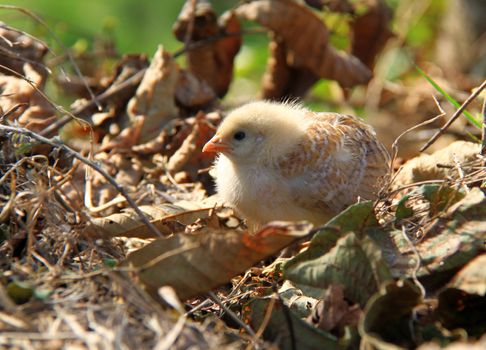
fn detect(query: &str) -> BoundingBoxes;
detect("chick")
[202,101,390,229]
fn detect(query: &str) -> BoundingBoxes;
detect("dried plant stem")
[0,124,163,238]
[420,80,486,152]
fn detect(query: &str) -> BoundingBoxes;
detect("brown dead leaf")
[0,23,48,76]
[175,70,216,108]
[304,0,354,13]
[173,2,241,97]
[307,284,362,333]
[0,63,56,131]
[351,0,394,68]
[126,46,179,142]
[100,115,144,151]
[236,0,371,89]
[166,111,215,176]
[261,33,319,99]
[392,141,481,189]
[85,204,213,238]
[122,221,312,300]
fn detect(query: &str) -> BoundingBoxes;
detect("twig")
[0,124,163,238]
[420,80,486,152]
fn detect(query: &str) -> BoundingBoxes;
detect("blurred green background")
[1,0,270,101]
[3,0,185,54]
[0,0,451,106]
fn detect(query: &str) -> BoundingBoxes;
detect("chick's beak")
[202,135,231,153]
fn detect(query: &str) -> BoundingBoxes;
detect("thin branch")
[420,80,486,152]
[0,124,163,238]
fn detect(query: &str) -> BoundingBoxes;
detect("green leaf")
[286,201,378,264]
[417,184,465,216]
[284,232,392,307]
[395,194,414,220]
[387,188,486,281]
[103,258,118,268]
[7,280,34,304]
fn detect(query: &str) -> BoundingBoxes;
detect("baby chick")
[202,101,390,229]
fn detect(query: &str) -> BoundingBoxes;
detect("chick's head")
[203,101,308,164]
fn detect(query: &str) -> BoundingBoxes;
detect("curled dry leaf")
[261,33,319,99]
[236,0,371,89]
[392,141,481,189]
[166,111,216,177]
[307,284,362,333]
[84,204,213,238]
[100,115,144,151]
[127,45,179,143]
[350,0,394,68]
[175,70,216,108]
[0,22,48,76]
[0,63,56,131]
[447,254,486,296]
[122,221,312,300]
[173,1,241,97]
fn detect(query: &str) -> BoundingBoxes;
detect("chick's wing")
[278,112,389,213]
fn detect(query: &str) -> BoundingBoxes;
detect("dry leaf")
[392,141,480,189]
[236,0,371,89]
[85,204,213,238]
[0,23,48,76]
[100,115,144,151]
[175,70,216,108]
[126,45,179,142]
[261,34,319,99]
[0,63,56,131]
[122,221,312,300]
[304,0,354,13]
[351,0,394,68]
[308,284,362,333]
[173,2,242,97]
[166,111,216,176]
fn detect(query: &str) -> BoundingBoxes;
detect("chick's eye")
[233,131,246,141]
